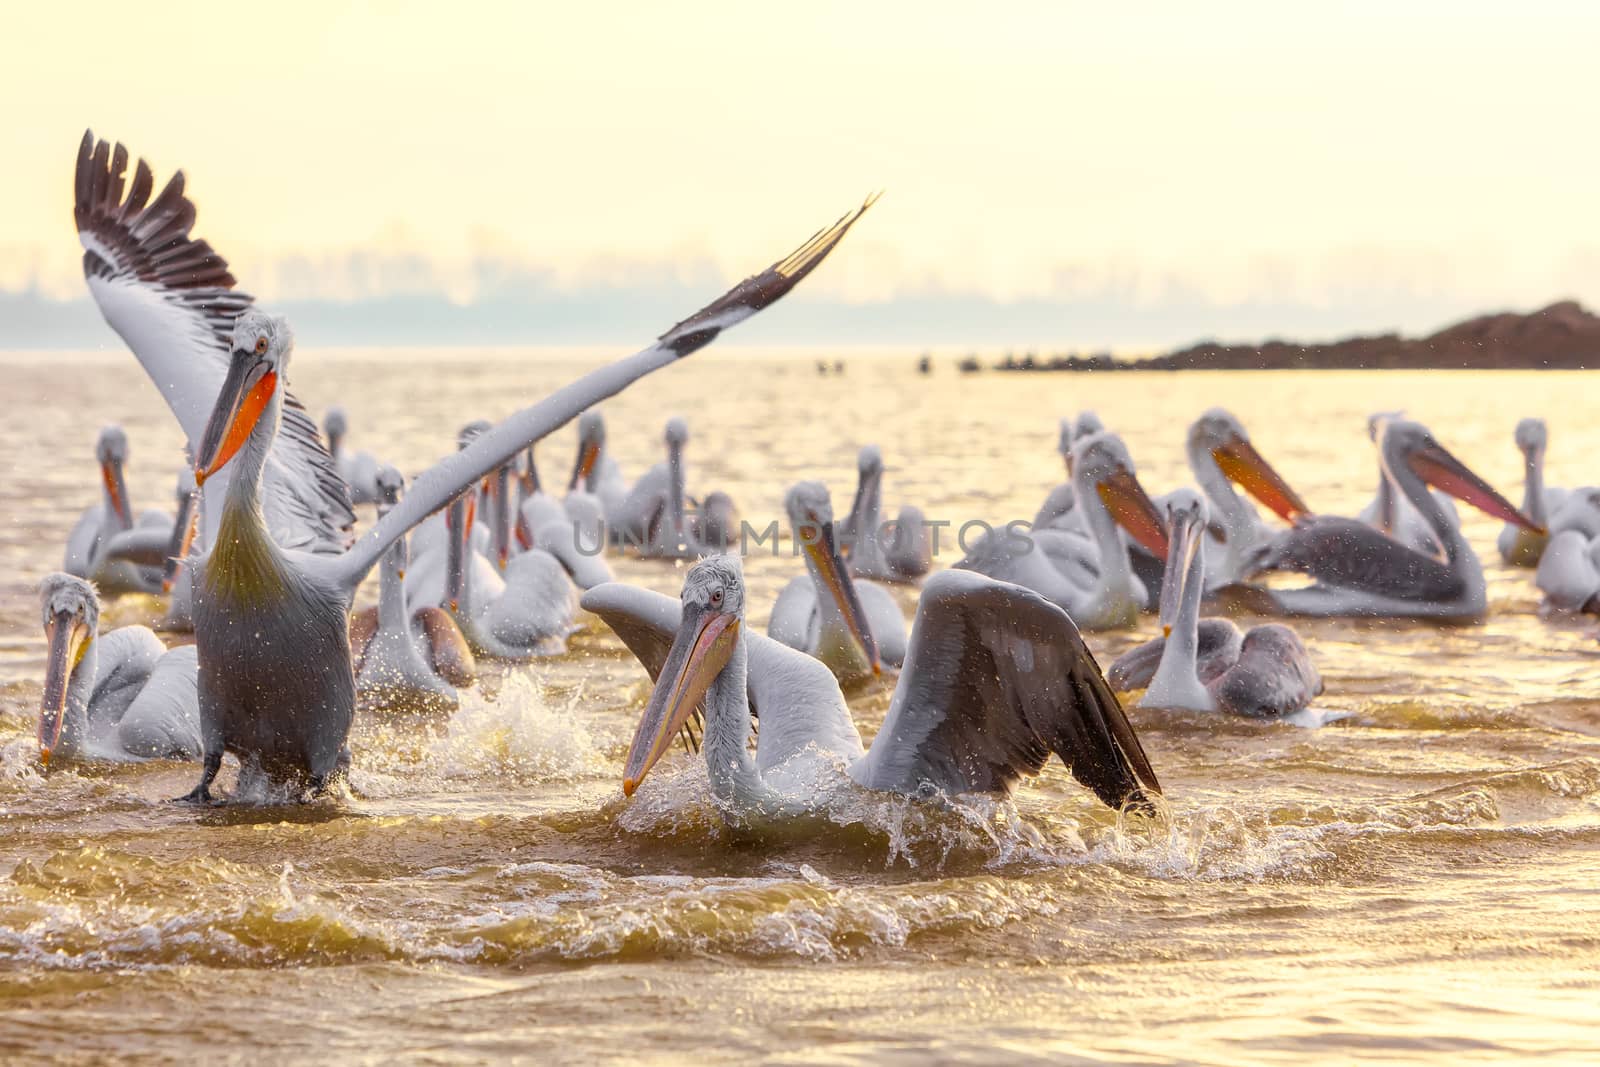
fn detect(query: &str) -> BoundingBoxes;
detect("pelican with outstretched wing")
[585,555,1161,824]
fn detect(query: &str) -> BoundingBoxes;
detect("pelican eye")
[254,336,269,355]
[709,588,723,607]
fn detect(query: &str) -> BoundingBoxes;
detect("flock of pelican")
[32,130,1590,829]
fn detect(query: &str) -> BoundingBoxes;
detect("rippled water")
[2,350,1598,1063]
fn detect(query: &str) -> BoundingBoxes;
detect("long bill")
[1157,507,1205,635]
[39,612,89,766]
[803,520,881,674]
[1212,435,1310,522]
[194,353,277,485]
[568,437,599,493]
[622,606,740,796]
[1096,467,1171,558]
[1409,441,1543,533]
[101,456,132,531]
[444,493,471,613]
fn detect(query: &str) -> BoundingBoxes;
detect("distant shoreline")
[968,299,1600,373]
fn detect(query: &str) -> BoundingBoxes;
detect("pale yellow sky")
[4,1,1599,338]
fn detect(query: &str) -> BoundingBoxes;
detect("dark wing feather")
[74,131,354,554]
[856,570,1161,809]
[656,193,880,356]
[1249,516,1463,601]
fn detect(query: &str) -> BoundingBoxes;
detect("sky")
[4,1,1600,350]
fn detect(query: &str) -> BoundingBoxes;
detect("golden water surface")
[1,349,1597,1063]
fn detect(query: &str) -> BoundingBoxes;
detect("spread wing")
[74,131,354,554]
[853,570,1161,809]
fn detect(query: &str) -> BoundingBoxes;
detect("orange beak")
[195,363,277,486]
[1212,435,1310,523]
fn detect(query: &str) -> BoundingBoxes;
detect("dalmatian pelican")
[840,444,931,584]
[349,466,477,713]
[63,425,170,596]
[1498,418,1568,567]
[768,481,909,684]
[1237,418,1540,621]
[1108,490,1322,717]
[584,555,1161,824]
[36,573,202,766]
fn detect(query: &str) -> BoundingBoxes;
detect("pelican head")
[623,554,747,796]
[458,419,491,450]
[1514,417,1548,457]
[569,410,607,491]
[1074,411,1105,440]
[786,480,880,674]
[1380,419,1542,533]
[1188,408,1309,523]
[1367,410,1404,443]
[664,417,689,448]
[374,464,404,513]
[1071,432,1171,558]
[858,443,884,477]
[94,425,132,528]
[195,311,292,486]
[323,406,349,450]
[37,573,100,767]
[1157,489,1208,635]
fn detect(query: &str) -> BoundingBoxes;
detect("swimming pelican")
[37,573,202,766]
[587,556,1161,823]
[1107,491,1322,717]
[172,201,870,799]
[1498,418,1567,567]
[514,446,615,589]
[323,406,386,506]
[840,444,931,583]
[611,417,697,558]
[442,464,577,659]
[1182,409,1311,585]
[63,425,169,596]
[75,133,355,567]
[768,481,908,684]
[957,431,1170,631]
[1238,418,1539,621]
[568,411,630,525]
[349,466,477,713]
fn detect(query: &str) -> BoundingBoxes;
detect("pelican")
[323,406,386,506]
[612,417,697,558]
[97,181,868,797]
[63,425,169,596]
[587,556,1161,824]
[1238,418,1539,620]
[840,444,931,583]
[75,132,357,562]
[349,467,477,713]
[514,445,615,589]
[957,431,1170,631]
[37,573,201,766]
[568,411,630,525]
[1498,418,1567,567]
[1182,409,1311,586]
[1107,491,1321,717]
[768,481,908,684]
[440,461,577,660]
